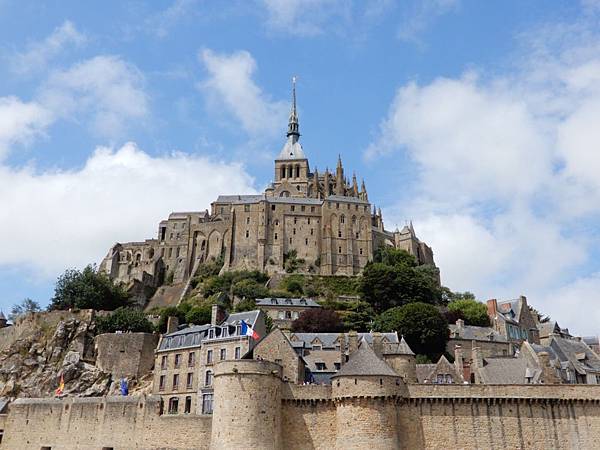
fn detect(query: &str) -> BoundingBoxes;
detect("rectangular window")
[187,372,194,389]
[246,217,250,224]
[315,362,326,370]
[274,232,278,240]
[334,362,341,370]
[289,237,292,244]
[293,228,296,235]
[188,352,195,367]
[205,370,213,386]
[294,217,297,224]
[207,349,213,363]
[245,230,249,238]
[291,205,295,211]
[235,347,241,359]
[301,205,305,211]
[202,393,214,414]
[159,375,166,391]
[244,204,250,212]
[305,238,308,245]
[220,348,226,360]
[174,354,181,368]
[173,374,179,390]
[184,396,192,414]
[338,231,342,238]
[271,205,276,211]
[161,355,167,370]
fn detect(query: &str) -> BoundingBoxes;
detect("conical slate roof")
[332,341,397,378]
[397,337,415,355]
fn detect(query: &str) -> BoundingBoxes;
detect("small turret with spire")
[352,173,359,197]
[360,179,368,201]
[312,167,320,198]
[335,155,345,196]
[287,76,300,141]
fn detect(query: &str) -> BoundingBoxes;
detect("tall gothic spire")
[287,76,300,141]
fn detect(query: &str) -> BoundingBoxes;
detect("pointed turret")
[360,179,368,201]
[277,77,305,160]
[352,173,359,197]
[287,76,299,140]
[312,167,320,198]
[324,168,330,197]
[335,155,345,196]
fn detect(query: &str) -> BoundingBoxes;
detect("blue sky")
[2,0,600,334]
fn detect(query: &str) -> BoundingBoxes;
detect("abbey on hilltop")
[100,80,435,294]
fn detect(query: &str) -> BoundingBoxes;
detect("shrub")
[96,307,154,333]
[291,309,344,333]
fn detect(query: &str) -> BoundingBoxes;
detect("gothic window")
[340,215,345,224]
[184,396,192,414]
[168,397,178,414]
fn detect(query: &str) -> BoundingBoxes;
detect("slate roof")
[331,342,397,378]
[277,137,306,160]
[290,332,399,349]
[255,297,321,308]
[0,311,6,320]
[478,357,541,384]
[325,195,369,205]
[214,195,264,204]
[416,364,437,383]
[382,336,415,356]
[449,324,508,342]
[158,310,261,351]
[550,336,600,374]
[266,197,323,205]
[583,336,600,346]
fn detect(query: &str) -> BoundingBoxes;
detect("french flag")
[241,320,260,340]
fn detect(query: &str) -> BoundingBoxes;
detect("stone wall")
[0,396,211,450]
[95,332,158,378]
[5,379,600,449]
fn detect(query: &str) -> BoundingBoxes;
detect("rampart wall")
[0,396,211,450]
[4,362,600,450]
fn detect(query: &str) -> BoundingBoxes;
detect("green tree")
[185,304,212,325]
[96,307,154,333]
[233,298,257,312]
[49,265,129,311]
[291,309,344,333]
[447,298,490,327]
[157,306,187,333]
[374,246,418,267]
[373,302,449,360]
[231,279,269,300]
[9,298,41,321]
[341,301,375,332]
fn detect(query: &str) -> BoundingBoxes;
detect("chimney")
[372,332,383,358]
[538,351,559,384]
[471,342,483,384]
[211,304,226,326]
[487,299,498,319]
[454,344,464,378]
[166,316,179,334]
[456,318,465,331]
[338,332,346,367]
[348,331,358,355]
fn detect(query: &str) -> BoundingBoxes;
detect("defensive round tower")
[382,336,417,383]
[331,342,405,450]
[210,359,283,450]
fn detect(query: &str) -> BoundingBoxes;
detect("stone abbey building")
[99,81,435,295]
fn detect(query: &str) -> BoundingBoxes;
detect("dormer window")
[208,329,214,339]
[271,298,277,304]
[221,326,228,337]
[285,299,292,305]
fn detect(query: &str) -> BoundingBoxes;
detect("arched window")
[280,166,286,179]
[168,397,179,414]
[287,165,293,178]
[295,165,300,178]
[205,370,213,386]
[340,215,345,224]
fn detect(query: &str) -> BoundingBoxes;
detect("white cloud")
[199,49,287,136]
[0,97,52,158]
[368,9,600,335]
[11,20,86,74]
[39,55,149,137]
[260,0,349,36]
[146,0,198,38]
[0,142,256,278]
[398,0,460,44]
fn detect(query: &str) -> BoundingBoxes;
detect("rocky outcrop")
[0,311,152,400]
